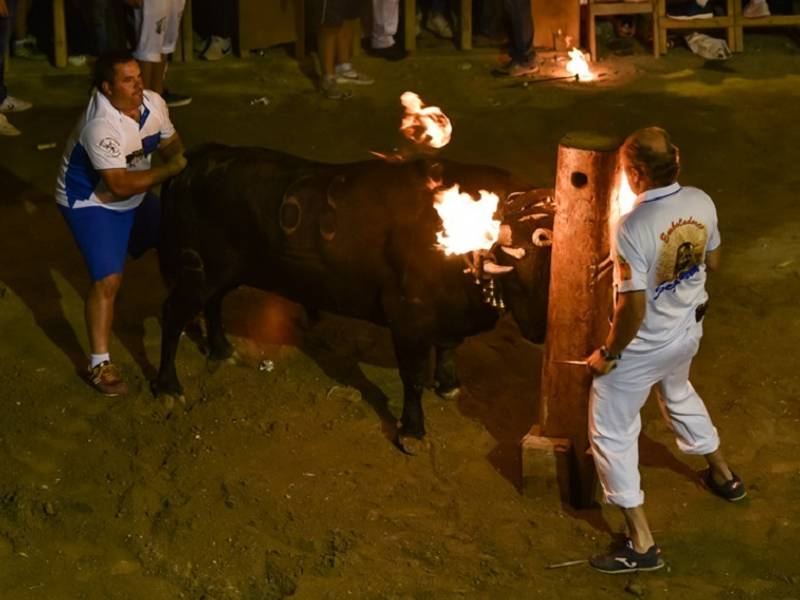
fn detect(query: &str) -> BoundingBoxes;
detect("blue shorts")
[58,192,161,281]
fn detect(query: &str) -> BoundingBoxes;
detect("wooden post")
[179,0,194,62]
[294,0,306,60]
[404,0,416,52]
[522,132,621,508]
[53,0,67,68]
[459,0,472,50]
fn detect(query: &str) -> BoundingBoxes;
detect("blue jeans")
[504,0,534,65]
[0,0,17,104]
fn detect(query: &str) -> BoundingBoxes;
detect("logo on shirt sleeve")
[98,137,122,159]
[616,255,632,281]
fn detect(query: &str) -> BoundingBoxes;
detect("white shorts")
[133,0,187,62]
[589,321,720,508]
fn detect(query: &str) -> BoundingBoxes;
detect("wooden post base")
[521,427,573,504]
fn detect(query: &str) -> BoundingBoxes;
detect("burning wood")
[400,92,453,149]
[433,185,501,255]
[566,48,593,82]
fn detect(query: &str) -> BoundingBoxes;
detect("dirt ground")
[1,30,799,600]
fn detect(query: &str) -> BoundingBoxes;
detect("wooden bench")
[657,0,736,54]
[733,3,800,52]
[585,0,660,61]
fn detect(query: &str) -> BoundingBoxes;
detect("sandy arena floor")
[0,31,799,599]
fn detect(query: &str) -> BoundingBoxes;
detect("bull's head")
[483,188,554,344]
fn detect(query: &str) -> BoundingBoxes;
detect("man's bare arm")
[587,290,646,375]
[98,153,186,201]
[706,247,721,272]
[158,133,184,162]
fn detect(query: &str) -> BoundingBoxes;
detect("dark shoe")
[368,44,408,62]
[508,60,540,77]
[590,539,664,574]
[162,90,192,108]
[703,469,747,501]
[320,76,352,100]
[668,1,714,19]
[88,361,128,397]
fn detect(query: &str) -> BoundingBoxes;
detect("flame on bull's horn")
[400,92,453,149]
[433,185,501,255]
[566,47,593,82]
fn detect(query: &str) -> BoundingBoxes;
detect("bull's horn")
[532,228,553,247]
[498,224,513,246]
[484,261,514,274]
[501,246,526,259]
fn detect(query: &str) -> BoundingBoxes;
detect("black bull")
[153,144,554,450]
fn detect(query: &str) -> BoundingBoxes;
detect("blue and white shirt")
[613,182,721,349]
[56,89,176,212]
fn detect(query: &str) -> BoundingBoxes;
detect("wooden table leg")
[459,0,471,50]
[404,0,416,52]
[179,0,193,62]
[295,0,306,60]
[53,0,67,68]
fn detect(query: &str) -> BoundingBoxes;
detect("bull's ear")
[501,246,526,259]
[484,262,514,274]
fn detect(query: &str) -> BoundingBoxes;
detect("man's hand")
[0,0,9,18]
[165,152,187,177]
[587,348,617,376]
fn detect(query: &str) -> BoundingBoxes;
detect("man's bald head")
[621,127,680,191]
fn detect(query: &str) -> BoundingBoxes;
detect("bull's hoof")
[207,350,240,371]
[436,385,461,401]
[396,433,430,456]
[160,393,186,411]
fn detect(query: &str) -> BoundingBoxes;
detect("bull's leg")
[152,288,204,398]
[204,289,236,361]
[434,342,461,400]
[392,335,433,455]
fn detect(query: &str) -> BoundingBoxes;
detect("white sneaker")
[743,0,770,17]
[334,66,374,85]
[0,114,21,136]
[68,54,87,67]
[426,12,454,39]
[0,96,33,113]
[201,36,232,61]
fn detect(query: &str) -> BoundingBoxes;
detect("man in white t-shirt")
[56,50,187,397]
[586,127,745,574]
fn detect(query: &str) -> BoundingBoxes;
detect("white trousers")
[133,0,187,62]
[372,0,399,48]
[589,321,720,508]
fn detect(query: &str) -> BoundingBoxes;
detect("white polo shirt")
[614,182,721,349]
[55,89,176,212]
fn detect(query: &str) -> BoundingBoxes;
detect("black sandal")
[704,469,747,502]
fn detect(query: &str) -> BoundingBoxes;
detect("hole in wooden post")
[571,171,588,189]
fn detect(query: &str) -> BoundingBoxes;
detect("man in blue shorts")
[55,50,187,396]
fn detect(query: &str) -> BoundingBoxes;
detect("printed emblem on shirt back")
[98,137,122,159]
[654,217,708,299]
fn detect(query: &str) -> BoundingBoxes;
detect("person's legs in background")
[501,0,536,75]
[159,0,191,106]
[198,0,233,61]
[369,0,406,60]
[1,0,32,135]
